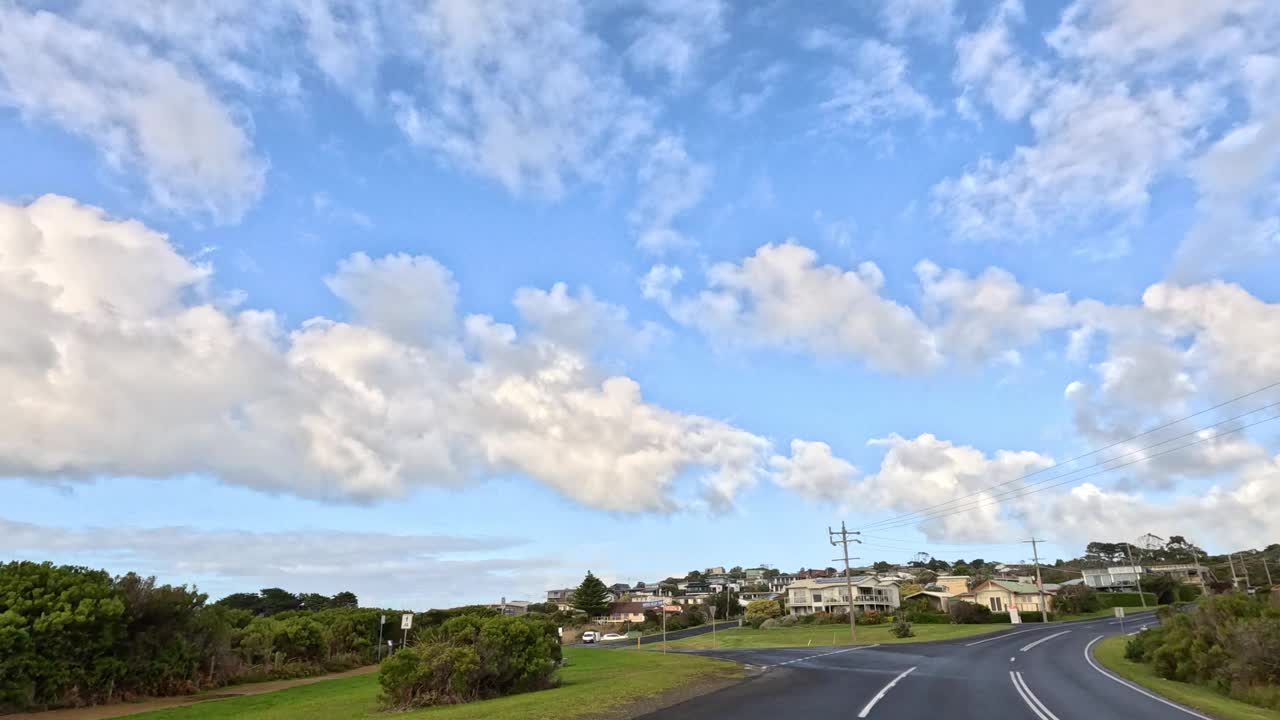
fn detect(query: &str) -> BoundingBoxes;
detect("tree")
[300,592,332,612]
[763,568,780,579]
[214,592,262,614]
[824,567,837,577]
[570,572,611,617]
[1054,584,1099,615]
[685,570,704,582]
[257,588,302,616]
[873,561,892,572]
[331,591,358,609]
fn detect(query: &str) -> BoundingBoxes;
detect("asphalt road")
[636,612,1210,720]
[568,621,735,649]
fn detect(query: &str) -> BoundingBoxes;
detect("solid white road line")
[1010,671,1062,720]
[1020,630,1071,652]
[1083,636,1212,719]
[857,666,917,718]
[964,626,1053,647]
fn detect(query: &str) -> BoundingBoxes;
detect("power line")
[864,412,1280,532]
[858,380,1280,532]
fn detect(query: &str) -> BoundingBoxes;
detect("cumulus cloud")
[0,194,780,512]
[646,242,940,373]
[937,0,1280,270]
[0,517,550,609]
[769,440,859,504]
[0,5,266,221]
[513,282,665,354]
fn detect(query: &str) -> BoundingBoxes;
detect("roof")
[978,579,1054,595]
[607,602,648,613]
[903,590,953,599]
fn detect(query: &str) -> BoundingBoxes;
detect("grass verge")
[1053,606,1156,622]
[1092,635,1280,720]
[660,622,1012,650]
[128,648,740,720]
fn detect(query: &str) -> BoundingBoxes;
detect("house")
[1082,566,1145,591]
[609,583,632,595]
[546,588,576,611]
[796,568,834,579]
[706,572,731,586]
[901,590,954,613]
[1147,563,1206,587]
[487,598,530,616]
[705,566,726,575]
[955,579,1054,614]
[764,574,796,593]
[934,575,970,595]
[678,580,711,594]
[785,577,901,615]
[745,567,768,582]
[599,602,647,623]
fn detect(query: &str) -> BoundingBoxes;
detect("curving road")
[638,612,1211,720]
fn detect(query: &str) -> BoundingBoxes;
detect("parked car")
[600,633,626,642]
[580,631,598,643]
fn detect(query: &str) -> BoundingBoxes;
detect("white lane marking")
[965,626,1053,647]
[1010,671,1062,720]
[775,643,880,667]
[1020,630,1071,652]
[1083,636,1212,719]
[857,666,917,718]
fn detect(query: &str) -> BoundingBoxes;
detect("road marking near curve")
[964,626,1053,647]
[1083,636,1212,719]
[770,643,881,668]
[857,666,917,718]
[1020,630,1071,652]
[1010,671,1062,720]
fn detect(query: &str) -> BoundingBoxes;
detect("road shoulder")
[1091,635,1280,720]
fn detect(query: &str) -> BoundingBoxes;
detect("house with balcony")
[1082,565,1146,591]
[785,576,901,615]
[486,598,530,616]
[954,579,1055,614]
[1147,563,1207,587]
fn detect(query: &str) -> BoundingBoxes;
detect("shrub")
[859,609,885,625]
[1018,611,1047,623]
[948,602,993,625]
[891,614,914,639]
[987,612,1012,624]
[810,611,836,625]
[906,611,950,624]
[745,599,782,626]
[1176,585,1203,602]
[1054,584,1100,615]
[380,613,561,710]
[1097,592,1157,608]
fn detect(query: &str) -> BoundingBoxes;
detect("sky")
[2,0,1279,610]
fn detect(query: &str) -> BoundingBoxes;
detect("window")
[792,590,807,604]
[812,591,824,603]
[989,597,1003,612]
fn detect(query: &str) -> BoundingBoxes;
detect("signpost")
[377,614,387,659]
[401,613,413,651]
[1114,606,1126,635]
[1009,607,1022,625]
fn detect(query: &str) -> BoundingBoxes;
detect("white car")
[600,633,627,642]
[580,631,598,643]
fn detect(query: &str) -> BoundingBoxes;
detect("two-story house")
[954,579,1055,614]
[1082,565,1145,591]
[785,576,901,615]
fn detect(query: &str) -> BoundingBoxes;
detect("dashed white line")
[772,643,881,668]
[964,627,1052,647]
[1083,636,1212,719]
[1020,630,1071,652]
[857,666,917,718]
[1010,671,1062,720]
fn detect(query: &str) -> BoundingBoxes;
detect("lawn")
[1055,606,1156,622]
[660,622,1012,650]
[130,648,741,720]
[1092,635,1280,720]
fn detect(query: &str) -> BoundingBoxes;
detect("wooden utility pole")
[1125,543,1149,608]
[829,522,861,643]
[1023,538,1049,621]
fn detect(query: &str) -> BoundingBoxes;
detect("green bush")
[1018,611,1047,623]
[1054,584,1100,615]
[948,602,993,624]
[905,611,950,624]
[1097,592,1157,608]
[891,614,914,639]
[745,599,782,626]
[987,612,1012,624]
[859,609,886,625]
[1176,585,1203,602]
[380,614,560,710]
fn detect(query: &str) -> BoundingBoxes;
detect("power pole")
[1023,538,1049,621]
[1228,553,1241,589]
[1125,542,1149,609]
[1263,557,1274,587]
[1239,554,1252,588]
[1185,541,1204,590]
[829,522,861,643]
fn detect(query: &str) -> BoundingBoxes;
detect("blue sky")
[2,0,1279,609]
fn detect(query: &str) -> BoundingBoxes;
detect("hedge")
[1097,592,1157,608]
[904,611,951,624]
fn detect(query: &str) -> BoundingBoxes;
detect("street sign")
[1113,607,1125,619]
[642,600,663,608]
[401,613,414,630]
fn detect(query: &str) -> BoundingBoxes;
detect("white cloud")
[631,135,713,253]
[513,282,665,354]
[0,5,266,221]
[625,0,727,86]
[881,0,959,42]
[807,33,937,129]
[769,440,859,504]
[0,516,550,609]
[0,194,775,512]
[648,242,940,373]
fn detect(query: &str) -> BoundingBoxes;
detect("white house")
[785,576,900,615]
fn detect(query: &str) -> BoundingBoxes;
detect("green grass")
[131,649,740,720]
[660,622,1012,650]
[1092,635,1280,720]
[1054,606,1155,622]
